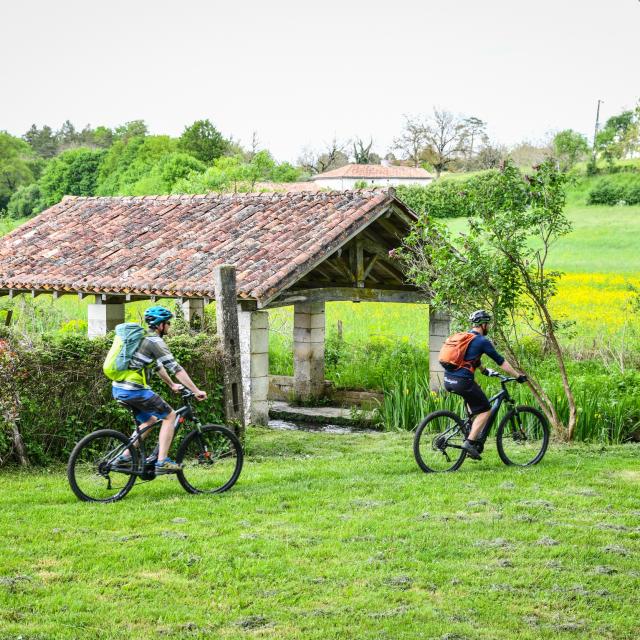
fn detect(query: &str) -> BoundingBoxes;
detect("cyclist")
[112,305,207,473]
[443,310,526,460]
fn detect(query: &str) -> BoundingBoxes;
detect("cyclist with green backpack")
[104,305,207,473]
[439,310,526,460]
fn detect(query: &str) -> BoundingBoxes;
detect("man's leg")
[469,410,491,441]
[157,411,177,461]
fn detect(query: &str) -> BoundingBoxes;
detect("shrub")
[0,329,224,466]
[587,175,640,205]
[6,183,43,218]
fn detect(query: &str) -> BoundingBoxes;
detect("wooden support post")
[214,265,245,434]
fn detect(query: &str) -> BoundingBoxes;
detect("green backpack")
[103,323,146,381]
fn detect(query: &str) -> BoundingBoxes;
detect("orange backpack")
[438,332,477,372]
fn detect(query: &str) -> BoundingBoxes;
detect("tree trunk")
[10,421,29,466]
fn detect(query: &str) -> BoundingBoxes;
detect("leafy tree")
[57,120,79,148]
[596,110,639,165]
[92,126,114,149]
[39,147,105,207]
[507,140,553,168]
[129,152,206,195]
[552,129,589,171]
[96,135,176,195]
[353,138,374,164]
[178,119,229,164]
[6,183,43,218]
[0,132,35,211]
[23,124,59,159]
[398,160,578,440]
[114,120,149,142]
[461,116,487,159]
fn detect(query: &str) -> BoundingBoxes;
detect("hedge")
[587,175,640,205]
[0,329,224,466]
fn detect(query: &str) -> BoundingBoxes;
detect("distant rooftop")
[312,163,434,180]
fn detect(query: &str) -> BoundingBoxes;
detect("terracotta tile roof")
[0,190,411,305]
[312,164,434,180]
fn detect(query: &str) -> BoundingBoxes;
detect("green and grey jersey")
[112,333,183,391]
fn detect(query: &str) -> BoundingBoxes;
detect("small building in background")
[311,163,434,190]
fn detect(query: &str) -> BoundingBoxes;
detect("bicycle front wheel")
[176,425,244,494]
[67,429,138,502]
[496,406,549,467]
[413,410,467,473]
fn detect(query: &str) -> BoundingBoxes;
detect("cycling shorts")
[443,376,491,415]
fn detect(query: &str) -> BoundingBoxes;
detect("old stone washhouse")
[0,189,450,424]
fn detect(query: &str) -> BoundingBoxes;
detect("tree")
[398,160,578,440]
[353,138,374,164]
[0,132,35,211]
[114,120,149,142]
[461,117,487,159]
[129,152,206,195]
[6,183,42,218]
[508,140,553,168]
[23,124,58,159]
[178,119,229,164]
[423,108,466,178]
[39,147,105,207]
[57,120,79,148]
[552,129,589,171]
[474,143,507,169]
[298,137,349,175]
[596,110,639,165]
[393,116,428,168]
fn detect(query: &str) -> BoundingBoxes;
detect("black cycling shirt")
[446,330,505,380]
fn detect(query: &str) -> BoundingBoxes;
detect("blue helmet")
[144,305,174,328]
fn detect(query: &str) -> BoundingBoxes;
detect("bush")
[6,183,43,218]
[587,175,640,205]
[0,330,224,466]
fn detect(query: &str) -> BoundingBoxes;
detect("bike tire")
[496,405,549,467]
[413,410,467,473]
[67,429,137,503]
[176,425,244,494]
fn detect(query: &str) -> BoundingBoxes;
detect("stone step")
[269,401,378,428]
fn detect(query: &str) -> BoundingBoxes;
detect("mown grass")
[1,429,639,639]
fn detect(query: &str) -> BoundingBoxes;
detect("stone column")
[88,296,125,338]
[429,309,451,391]
[182,298,204,327]
[238,307,270,426]
[293,301,325,400]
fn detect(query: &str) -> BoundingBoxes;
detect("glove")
[516,375,527,384]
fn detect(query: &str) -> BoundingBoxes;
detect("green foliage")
[595,108,639,165]
[22,124,59,159]
[0,132,35,211]
[587,174,640,205]
[114,120,148,142]
[96,135,177,195]
[178,119,229,164]
[0,329,223,466]
[552,129,589,171]
[6,183,42,218]
[396,170,500,218]
[38,147,105,207]
[129,152,206,195]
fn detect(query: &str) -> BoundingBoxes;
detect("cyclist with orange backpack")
[439,310,526,460]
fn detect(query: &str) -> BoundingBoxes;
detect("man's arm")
[174,369,207,400]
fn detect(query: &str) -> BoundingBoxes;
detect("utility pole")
[592,99,604,163]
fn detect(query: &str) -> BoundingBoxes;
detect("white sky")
[1,0,638,162]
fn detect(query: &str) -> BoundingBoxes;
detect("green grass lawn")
[1,429,639,639]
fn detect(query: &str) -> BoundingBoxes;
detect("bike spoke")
[414,412,467,473]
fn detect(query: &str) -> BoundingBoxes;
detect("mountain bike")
[67,388,243,502]
[413,371,549,473]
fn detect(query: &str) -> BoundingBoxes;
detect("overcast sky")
[1,0,638,162]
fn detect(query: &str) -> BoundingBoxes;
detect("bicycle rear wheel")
[67,429,138,502]
[413,410,467,473]
[176,425,243,494]
[496,406,549,466]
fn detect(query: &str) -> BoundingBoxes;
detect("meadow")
[1,428,639,640]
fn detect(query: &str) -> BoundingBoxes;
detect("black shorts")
[443,376,491,415]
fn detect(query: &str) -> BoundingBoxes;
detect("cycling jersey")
[446,330,504,380]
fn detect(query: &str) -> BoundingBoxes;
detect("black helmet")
[144,305,174,328]
[469,309,492,325]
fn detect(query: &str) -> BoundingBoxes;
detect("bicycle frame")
[112,392,204,477]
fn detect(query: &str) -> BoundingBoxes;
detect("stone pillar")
[182,298,204,327]
[429,309,451,391]
[88,297,125,338]
[293,301,325,400]
[238,307,270,426]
